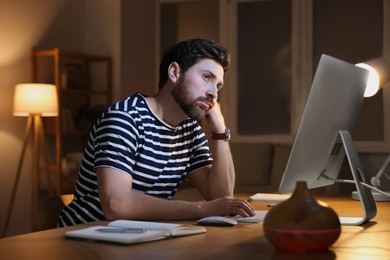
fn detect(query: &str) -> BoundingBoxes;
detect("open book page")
[64,225,166,245]
[108,220,207,237]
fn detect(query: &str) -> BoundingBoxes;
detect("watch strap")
[211,128,231,141]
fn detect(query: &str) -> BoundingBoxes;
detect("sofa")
[174,142,293,201]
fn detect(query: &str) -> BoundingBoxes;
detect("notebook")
[64,220,206,245]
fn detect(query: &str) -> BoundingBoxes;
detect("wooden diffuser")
[263,181,341,252]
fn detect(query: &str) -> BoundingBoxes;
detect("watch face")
[225,128,231,140]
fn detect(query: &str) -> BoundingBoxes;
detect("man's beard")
[171,78,212,120]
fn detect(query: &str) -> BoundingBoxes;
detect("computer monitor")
[278,54,376,225]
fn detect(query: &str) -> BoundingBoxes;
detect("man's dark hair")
[158,38,230,89]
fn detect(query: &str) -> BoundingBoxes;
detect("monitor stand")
[337,130,377,225]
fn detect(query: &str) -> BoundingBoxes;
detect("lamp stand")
[352,154,390,202]
[2,114,54,237]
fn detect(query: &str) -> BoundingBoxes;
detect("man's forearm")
[103,189,254,221]
[207,139,235,199]
[102,188,205,220]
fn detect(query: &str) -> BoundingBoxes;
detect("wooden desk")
[1,196,390,259]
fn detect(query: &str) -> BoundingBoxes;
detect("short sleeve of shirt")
[93,110,139,175]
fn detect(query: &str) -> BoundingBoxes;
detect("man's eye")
[203,74,210,81]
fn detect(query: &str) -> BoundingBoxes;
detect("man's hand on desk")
[198,196,255,218]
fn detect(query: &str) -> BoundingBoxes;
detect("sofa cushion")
[231,142,273,188]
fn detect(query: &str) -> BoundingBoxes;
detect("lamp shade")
[356,57,390,97]
[13,83,58,116]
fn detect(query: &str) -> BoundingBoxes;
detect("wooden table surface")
[1,195,390,260]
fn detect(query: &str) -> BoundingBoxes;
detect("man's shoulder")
[107,93,148,113]
[91,93,148,130]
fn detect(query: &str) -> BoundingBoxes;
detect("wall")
[121,0,157,97]
[0,0,123,237]
[84,0,122,101]
[0,0,69,237]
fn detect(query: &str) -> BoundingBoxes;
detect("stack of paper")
[249,193,291,202]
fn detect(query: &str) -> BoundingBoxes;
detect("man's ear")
[168,62,181,83]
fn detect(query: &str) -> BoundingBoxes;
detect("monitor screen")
[279,54,369,193]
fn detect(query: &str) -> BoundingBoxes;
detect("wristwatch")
[211,128,231,141]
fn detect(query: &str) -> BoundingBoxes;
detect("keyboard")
[232,210,268,223]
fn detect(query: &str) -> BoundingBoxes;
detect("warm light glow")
[356,57,390,98]
[356,63,380,97]
[13,83,58,117]
[0,1,66,66]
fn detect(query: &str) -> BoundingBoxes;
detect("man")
[58,38,254,227]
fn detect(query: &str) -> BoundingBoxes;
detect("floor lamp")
[3,83,58,236]
[354,57,390,201]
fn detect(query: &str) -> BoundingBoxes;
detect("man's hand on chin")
[204,102,226,133]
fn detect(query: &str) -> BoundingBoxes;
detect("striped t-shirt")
[58,93,212,227]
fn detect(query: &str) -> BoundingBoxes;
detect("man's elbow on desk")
[100,196,132,220]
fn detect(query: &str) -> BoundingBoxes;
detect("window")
[224,0,312,143]
[236,1,292,135]
[157,0,390,151]
[312,0,386,151]
[224,0,389,151]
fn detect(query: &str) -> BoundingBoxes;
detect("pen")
[95,228,146,233]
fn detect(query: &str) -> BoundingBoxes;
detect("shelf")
[61,88,109,95]
[32,48,112,194]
